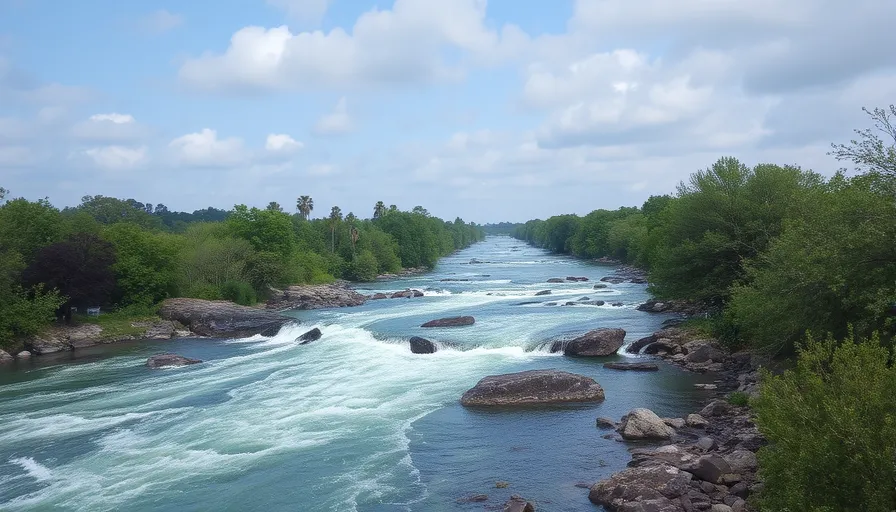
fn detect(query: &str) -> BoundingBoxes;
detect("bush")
[727,391,749,407]
[220,280,257,306]
[753,332,896,511]
[350,250,379,282]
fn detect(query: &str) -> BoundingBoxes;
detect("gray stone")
[589,464,693,510]
[618,408,675,440]
[409,336,436,354]
[503,495,535,512]
[723,450,758,475]
[686,414,709,428]
[461,369,605,406]
[160,298,291,338]
[297,328,322,344]
[563,328,626,357]
[685,455,732,484]
[0,350,13,363]
[695,437,717,452]
[710,505,733,512]
[604,362,660,371]
[421,316,475,328]
[267,283,368,310]
[16,350,31,358]
[146,353,202,369]
[596,417,617,429]
[535,290,552,296]
[700,400,734,418]
[663,417,686,429]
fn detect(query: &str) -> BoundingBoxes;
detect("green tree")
[296,195,314,220]
[102,223,182,307]
[373,201,386,219]
[0,250,64,348]
[0,197,62,261]
[328,206,342,252]
[350,250,379,282]
[266,201,283,212]
[830,105,896,195]
[753,332,896,511]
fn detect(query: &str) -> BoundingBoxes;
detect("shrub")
[753,332,896,511]
[727,391,749,407]
[220,280,257,306]
[350,250,379,282]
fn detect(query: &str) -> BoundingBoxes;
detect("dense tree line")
[514,106,896,357]
[0,192,483,346]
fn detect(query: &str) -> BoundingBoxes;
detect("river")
[0,236,714,511]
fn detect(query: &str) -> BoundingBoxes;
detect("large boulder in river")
[409,336,437,354]
[563,328,626,357]
[617,408,675,440]
[589,463,693,510]
[146,353,202,369]
[460,369,605,406]
[159,298,291,338]
[266,283,368,310]
[0,350,13,363]
[421,316,475,328]
[297,328,322,344]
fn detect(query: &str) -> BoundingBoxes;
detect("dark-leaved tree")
[23,233,117,321]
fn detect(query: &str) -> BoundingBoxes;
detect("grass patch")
[73,312,157,340]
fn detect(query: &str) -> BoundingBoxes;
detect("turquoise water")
[0,236,713,511]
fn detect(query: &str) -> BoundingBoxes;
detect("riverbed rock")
[723,450,758,475]
[160,298,291,338]
[686,414,709,428]
[600,276,626,284]
[534,290,552,296]
[593,283,609,289]
[596,417,617,429]
[684,340,727,363]
[28,323,105,354]
[266,283,368,310]
[700,400,734,418]
[547,278,564,283]
[503,495,536,512]
[563,328,625,357]
[603,362,659,371]
[421,316,475,328]
[0,350,13,363]
[618,408,675,440]
[643,339,679,355]
[663,417,686,429]
[684,455,731,484]
[624,335,656,354]
[566,276,589,282]
[391,289,425,298]
[297,328,322,344]
[409,336,437,354]
[17,350,31,358]
[460,369,605,406]
[589,463,693,510]
[370,293,388,300]
[146,353,202,369]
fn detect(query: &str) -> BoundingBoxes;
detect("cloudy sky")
[1,0,894,222]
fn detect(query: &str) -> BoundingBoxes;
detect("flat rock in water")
[421,316,474,328]
[546,278,564,283]
[298,328,322,344]
[159,298,291,338]
[563,328,626,357]
[534,290,552,296]
[461,369,605,406]
[603,362,659,371]
[266,283,368,310]
[409,336,437,354]
[146,353,202,369]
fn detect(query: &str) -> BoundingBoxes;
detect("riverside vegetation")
[0,193,483,352]
[513,106,896,510]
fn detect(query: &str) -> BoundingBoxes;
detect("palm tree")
[373,201,386,219]
[296,195,314,220]
[328,206,342,252]
[266,201,283,212]
[389,204,398,213]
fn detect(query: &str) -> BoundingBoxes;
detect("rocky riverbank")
[586,327,767,511]
[265,282,368,311]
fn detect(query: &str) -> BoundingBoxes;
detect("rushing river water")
[0,236,715,511]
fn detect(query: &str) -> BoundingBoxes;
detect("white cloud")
[268,0,332,24]
[313,97,353,135]
[89,113,134,124]
[72,112,148,142]
[265,133,303,152]
[140,9,183,34]
[169,129,246,167]
[178,0,526,92]
[84,146,148,171]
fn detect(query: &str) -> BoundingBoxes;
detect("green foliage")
[350,250,379,282]
[103,223,182,307]
[753,332,896,511]
[220,280,257,306]
[0,197,62,261]
[727,391,750,407]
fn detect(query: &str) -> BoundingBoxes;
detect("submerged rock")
[460,369,605,406]
[146,353,202,369]
[563,328,626,357]
[593,283,609,289]
[297,328,322,344]
[618,408,675,440]
[160,298,291,338]
[503,495,536,512]
[409,336,437,354]
[421,316,475,328]
[392,289,424,299]
[603,362,659,371]
[534,290,552,296]
[547,278,564,283]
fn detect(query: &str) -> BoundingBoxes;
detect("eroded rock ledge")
[160,298,292,338]
[461,369,605,406]
[266,283,368,311]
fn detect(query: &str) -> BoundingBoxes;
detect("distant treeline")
[482,222,523,235]
[514,107,896,356]
[0,193,483,345]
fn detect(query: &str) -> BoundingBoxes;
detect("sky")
[1,0,895,223]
